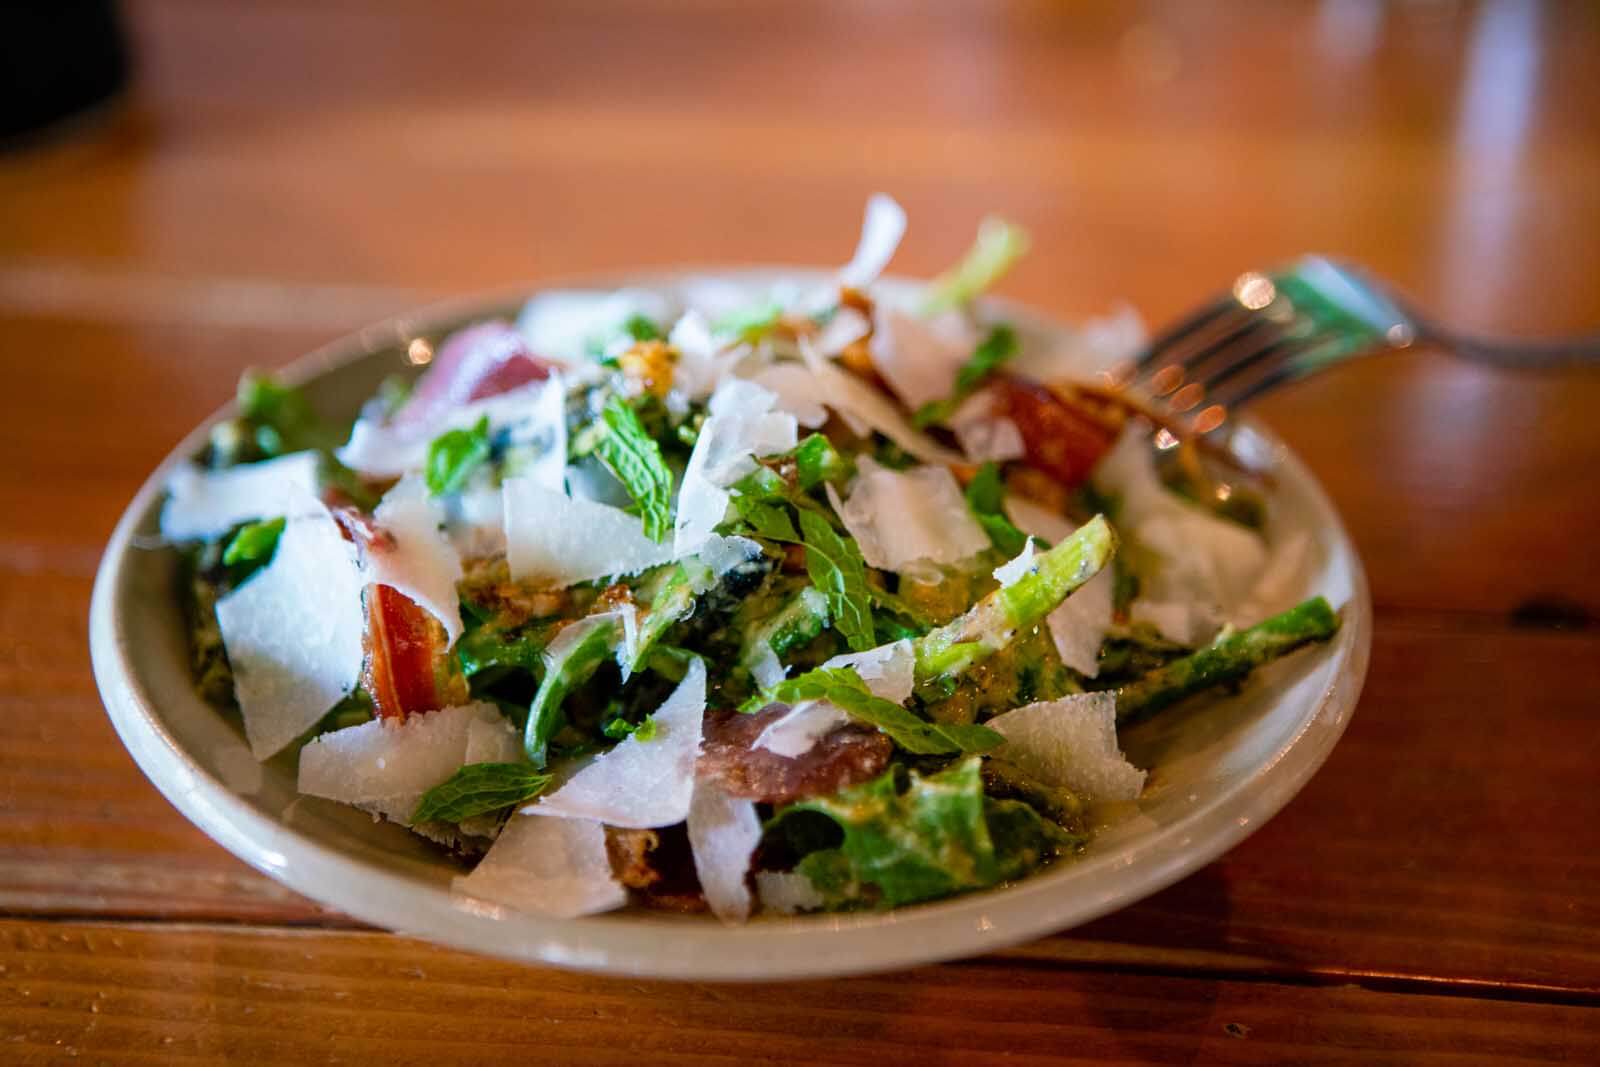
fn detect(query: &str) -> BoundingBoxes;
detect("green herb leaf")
[797,509,876,653]
[425,415,493,497]
[920,217,1031,315]
[594,396,674,542]
[774,758,1057,908]
[410,762,551,824]
[456,623,547,679]
[222,517,285,569]
[711,300,783,341]
[524,616,621,768]
[237,371,343,455]
[963,461,1029,556]
[793,433,854,489]
[622,313,663,342]
[913,325,1019,428]
[746,666,1002,755]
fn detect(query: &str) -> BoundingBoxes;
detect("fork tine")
[1192,331,1304,396]
[1208,335,1343,410]
[1131,294,1237,371]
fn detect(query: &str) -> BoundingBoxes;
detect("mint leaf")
[425,415,493,497]
[222,517,285,568]
[774,758,1057,908]
[920,217,1031,315]
[594,396,674,542]
[797,509,875,653]
[410,762,551,824]
[622,313,663,342]
[963,461,1029,556]
[913,325,1018,427]
[746,665,1002,755]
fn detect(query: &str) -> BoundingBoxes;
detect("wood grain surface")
[3,0,1598,1062]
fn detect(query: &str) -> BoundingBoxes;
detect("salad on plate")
[162,195,1339,922]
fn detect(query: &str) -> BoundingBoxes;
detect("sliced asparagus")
[1114,596,1340,724]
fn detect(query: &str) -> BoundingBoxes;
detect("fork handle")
[1422,326,1600,370]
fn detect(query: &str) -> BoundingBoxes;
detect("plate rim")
[89,268,1372,980]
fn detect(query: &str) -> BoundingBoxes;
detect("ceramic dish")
[89,270,1371,980]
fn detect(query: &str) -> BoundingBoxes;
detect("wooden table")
[4,1,1598,1062]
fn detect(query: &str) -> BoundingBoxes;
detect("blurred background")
[4,0,1596,618]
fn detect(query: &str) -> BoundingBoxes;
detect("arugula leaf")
[425,415,493,497]
[913,325,1019,427]
[525,616,621,767]
[797,509,876,653]
[775,758,1058,908]
[222,517,284,570]
[920,217,1031,315]
[963,461,1029,556]
[594,396,674,542]
[410,762,551,824]
[456,623,547,678]
[745,666,1002,755]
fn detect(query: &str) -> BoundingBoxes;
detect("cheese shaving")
[364,477,464,644]
[987,691,1146,802]
[454,813,627,919]
[687,781,763,924]
[527,658,706,828]
[829,459,988,572]
[503,476,673,586]
[1046,564,1113,677]
[160,451,323,541]
[217,513,367,760]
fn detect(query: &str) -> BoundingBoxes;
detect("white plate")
[89,271,1371,980]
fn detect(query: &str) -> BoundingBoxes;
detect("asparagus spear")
[913,515,1115,696]
[524,615,620,767]
[738,586,830,674]
[1114,596,1340,724]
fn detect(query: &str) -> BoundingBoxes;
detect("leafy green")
[425,415,493,497]
[221,517,285,572]
[744,666,1002,756]
[622,313,663,342]
[711,300,783,341]
[236,371,343,456]
[793,434,853,489]
[774,759,1060,908]
[456,623,547,678]
[525,616,620,767]
[913,325,1019,427]
[593,396,674,541]
[410,763,551,824]
[920,217,1031,315]
[741,586,830,673]
[963,462,1029,556]
[796,509,876,653]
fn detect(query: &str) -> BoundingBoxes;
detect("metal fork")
[1116,256,1600,434]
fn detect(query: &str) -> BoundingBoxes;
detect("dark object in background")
[0,1,129,146]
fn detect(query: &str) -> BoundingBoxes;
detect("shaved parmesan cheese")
[160,451,323,541]
[869,307,973,411]
[297,703,514,820]
[746,363,828,428]
[954,415,1026,464]
[503,477,673,586]
[454,814,627,919]
[1234,531,1313,626]
[528,658,706,828]
[755,870,826,915]
[987,692,1146,802]
[829,459,988,572]
[1091,425,1267,643]
[1004,495,1077,545]
[507,370,568,492]
[217,514,366,760]
[992,539,1040,589]
[1010,303,1147,386]
[799,338,966,466]
[363,477,463,644]
[669,310,746,401]
[563,456,632,507]
[812,306,871,358]
[687,782,763,924]
[674,378,797,558]
[516,288,673,363]
[824,639,914,704]
[748,644,787,690]
[753,702,850,759]
[441,487,505,560]
[338,378,552,478]
[838,193,907,291]
[1046,564,1113,677]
